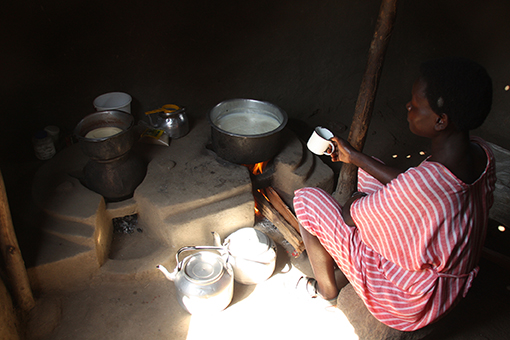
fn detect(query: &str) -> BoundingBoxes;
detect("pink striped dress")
[293,137,496,331]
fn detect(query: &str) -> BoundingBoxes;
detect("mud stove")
[28,119,334,291]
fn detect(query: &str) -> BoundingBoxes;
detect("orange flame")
[248,162,269,217]
[254,188,270,217]
[245,161,268,175]
[258,188,270,202]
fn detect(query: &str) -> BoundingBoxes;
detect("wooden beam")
[334,0,398,204]
[0,168,35,312]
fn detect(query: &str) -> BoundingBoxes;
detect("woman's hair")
[419,57,493,131]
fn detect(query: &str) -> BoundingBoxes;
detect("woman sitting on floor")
[293,57,497,331]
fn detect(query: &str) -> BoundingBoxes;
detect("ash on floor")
[254,215,293,253]
[113,214,142,234]
[254,215,313,277]
[108,215,162,260]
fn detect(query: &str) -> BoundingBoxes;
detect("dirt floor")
[22,224,510,340]
[24,257,357,340]
[2,0,510,339]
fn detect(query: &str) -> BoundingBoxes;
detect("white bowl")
[93,92,132,113]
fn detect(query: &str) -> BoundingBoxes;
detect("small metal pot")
[157,246,234,315]
[74,110,135,161]
[74,110,146,201]
[208,99,288,164]
[145,104,189,139]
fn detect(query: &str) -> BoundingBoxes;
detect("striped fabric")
[293,137,496,331]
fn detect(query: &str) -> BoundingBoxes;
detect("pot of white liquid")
[74,110,135,161]
[208,99,288,164]
[74,110,146,201]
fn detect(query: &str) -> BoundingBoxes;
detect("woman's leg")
[300,224,339,300]
[294,187,356,299]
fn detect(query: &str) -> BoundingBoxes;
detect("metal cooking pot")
[74,110,135,161]
[208,99,288,164]
[156,246,233,315]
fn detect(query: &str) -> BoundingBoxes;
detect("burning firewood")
[263,187,300,233]
[253,188,305,255]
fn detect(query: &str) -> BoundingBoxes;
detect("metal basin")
[208,99,288,164]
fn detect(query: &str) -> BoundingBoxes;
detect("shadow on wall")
[1,0,510,162]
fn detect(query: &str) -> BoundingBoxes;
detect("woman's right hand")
[329,136,357,163]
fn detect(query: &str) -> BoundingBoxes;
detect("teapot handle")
[145,104,183,116]
[175,246,228,271]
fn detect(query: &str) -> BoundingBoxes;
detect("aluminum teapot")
[214,228,277,285]
[156,245,233,315]
[145,104,189,139]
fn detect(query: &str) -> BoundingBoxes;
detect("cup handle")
[324,141,335,156]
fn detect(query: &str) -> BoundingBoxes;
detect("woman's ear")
[435,113,449,131]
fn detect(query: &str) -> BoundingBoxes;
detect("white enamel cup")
[307,126,335,156]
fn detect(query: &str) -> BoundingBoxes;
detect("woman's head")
[419,57,492,132]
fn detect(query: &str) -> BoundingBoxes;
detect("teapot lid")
[226,228,273,259]
[184,251,224,284]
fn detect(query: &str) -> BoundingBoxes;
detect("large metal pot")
[208,99,288,164]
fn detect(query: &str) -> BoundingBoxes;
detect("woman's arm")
[330,136,402,185]
[329,136,403,226]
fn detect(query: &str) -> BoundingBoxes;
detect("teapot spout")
[156,264,176,281]
[211,232,230,260]
[212,231,222,247]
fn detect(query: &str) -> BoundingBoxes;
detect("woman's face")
[406,78,441,138]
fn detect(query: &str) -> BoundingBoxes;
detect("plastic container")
[33,130,56,160]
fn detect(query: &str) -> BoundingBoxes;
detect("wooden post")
[333,0,398,204]
[0,168,35,312]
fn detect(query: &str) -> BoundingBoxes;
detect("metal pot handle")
[175,246,229,271]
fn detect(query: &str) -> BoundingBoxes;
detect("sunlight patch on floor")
[186,266,358,340]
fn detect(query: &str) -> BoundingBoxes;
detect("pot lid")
[226,228,274,259]
[184,252,224,284]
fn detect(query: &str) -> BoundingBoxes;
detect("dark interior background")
[1,0,509,193]
[1,3,509,338]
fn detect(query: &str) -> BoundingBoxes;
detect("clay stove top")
[29,118,334,291]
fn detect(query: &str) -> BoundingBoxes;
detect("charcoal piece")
[113,214,138,234]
